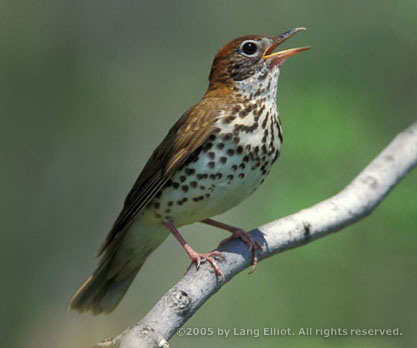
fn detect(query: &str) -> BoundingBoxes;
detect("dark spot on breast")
[258,71,268,81]
[223,133,233,141]
[238,173,245,178]
[239,163,246,169]
[179,176,186,182]
[219,156,227,164]
[185,168,195,175]
[231,164,238,171]
[232,105,241,113]
[192,195,205,202]
[208,161,215,169]
[208,151,216,159]
[227,174,233,180]
[233,136,240,144]
[243,122,259,133]
[227,149,235,156]
[239,109,249,118]
[217,142,225,150]
[172,182,180,189]
[203,142,213,152]
[254,88,263,97]
[223,115,236,124]
[190,181,197,188]
[154,202,160,209]
[213,127,221,133]
[200,185,205,190]
[165,180,173,187]
[209,134,216,141]
[181,185,188,192]
[262,115,269,129]
[168,201,173,206]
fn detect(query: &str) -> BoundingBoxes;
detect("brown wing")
[97,98,221,255]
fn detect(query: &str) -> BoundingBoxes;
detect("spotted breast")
[141,65,283,227]
[68,29,309,314]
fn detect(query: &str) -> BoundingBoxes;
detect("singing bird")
[69,28,309,314]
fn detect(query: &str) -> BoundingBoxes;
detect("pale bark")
[96,121,417,348]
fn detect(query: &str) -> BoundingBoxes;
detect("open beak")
[263,27,310,66]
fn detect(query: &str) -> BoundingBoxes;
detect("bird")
[68,28,309,314]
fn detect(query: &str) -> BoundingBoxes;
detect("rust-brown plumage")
[69,28,309,314]
[98,97,223,255]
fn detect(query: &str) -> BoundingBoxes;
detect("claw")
[163,220,225,281]
[217,228,263,273]
[187,250,225,281]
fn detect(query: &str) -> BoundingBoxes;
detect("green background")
[2,1,416,347]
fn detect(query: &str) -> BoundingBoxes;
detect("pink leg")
[163,219,225,281]
[201,218,264,273]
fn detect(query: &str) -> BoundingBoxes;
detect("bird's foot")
[186,249,225,281]
[163,219,225,281]
[218,228,264,273]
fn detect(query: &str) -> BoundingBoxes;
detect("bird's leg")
[201,218,264,273]
[162,219,225,281]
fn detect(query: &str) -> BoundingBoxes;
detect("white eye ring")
[240,40,259,57]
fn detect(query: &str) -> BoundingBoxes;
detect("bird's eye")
[241,41,258,56]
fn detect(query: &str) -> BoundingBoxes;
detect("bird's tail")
[68,222,169,314]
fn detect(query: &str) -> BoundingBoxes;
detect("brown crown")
[208,35,266,88]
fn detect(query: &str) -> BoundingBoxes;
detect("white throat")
[234,65,280,104]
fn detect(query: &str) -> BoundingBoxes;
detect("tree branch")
[96,121,417,348]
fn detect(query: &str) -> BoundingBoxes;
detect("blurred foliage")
[1,1,416,347]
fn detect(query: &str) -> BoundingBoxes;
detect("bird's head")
[206,28,309,99]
